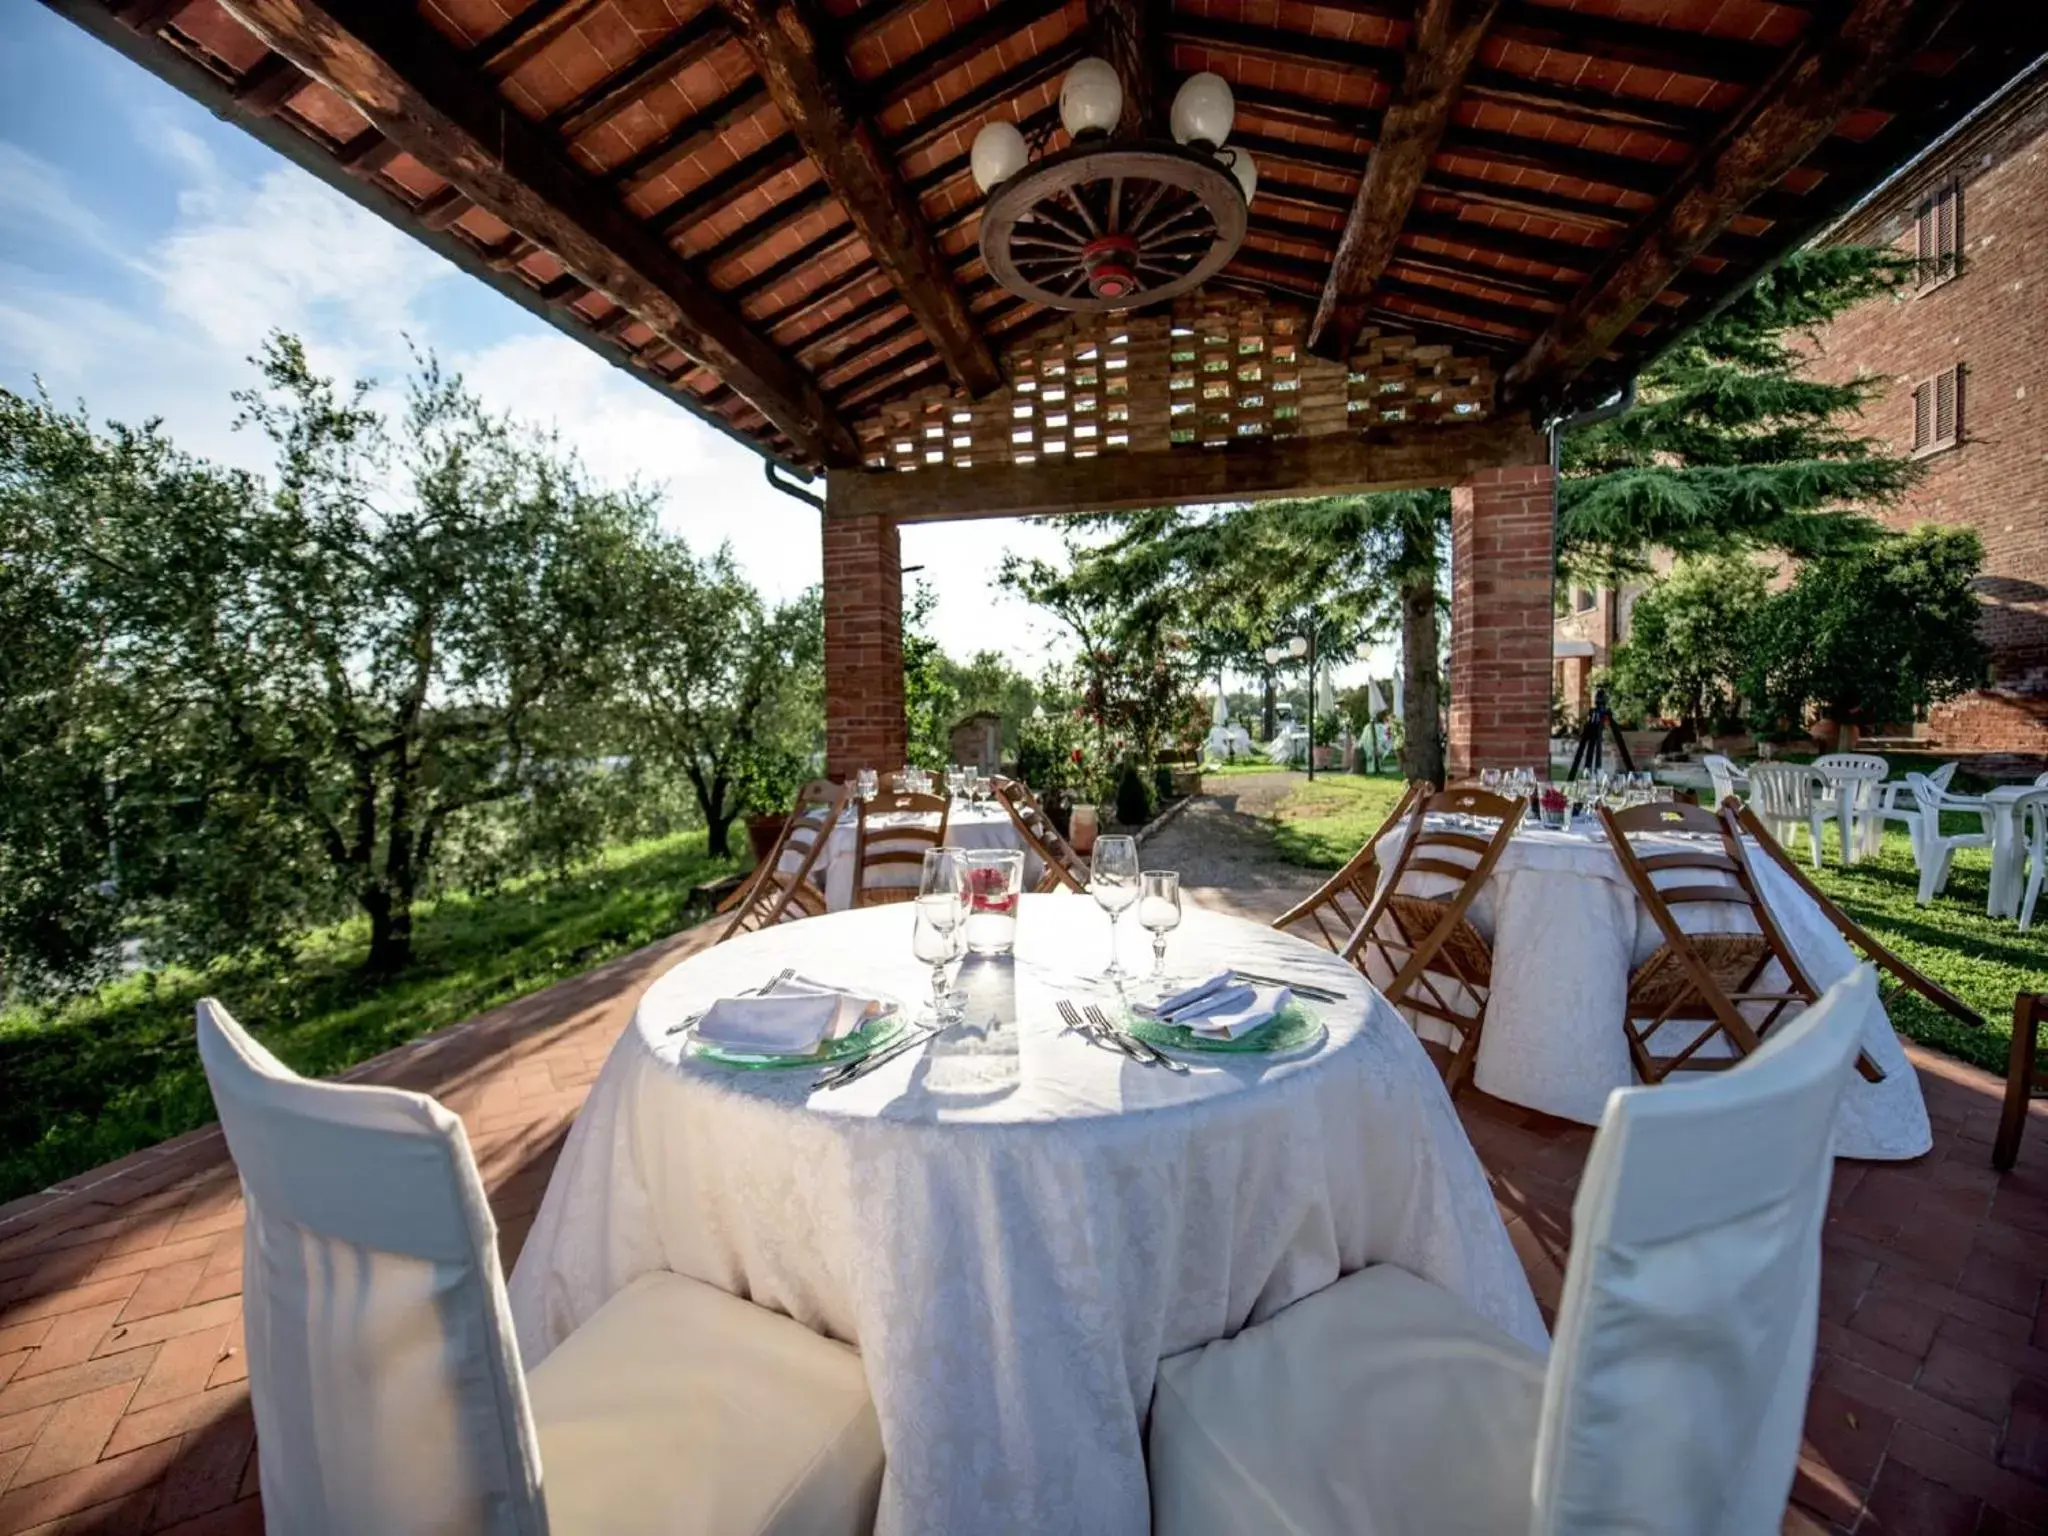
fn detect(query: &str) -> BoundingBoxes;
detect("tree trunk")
[706,810,736,860]
[1262,672,1276,741]
[1400,564,1445,788]
[362,884,413,974]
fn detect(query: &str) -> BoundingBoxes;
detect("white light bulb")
[1171,72,1235,149]
[971,120,1029,192]
[1221,147,1257,203]
[1288,635,1309,658]
[1060,57,1124,138]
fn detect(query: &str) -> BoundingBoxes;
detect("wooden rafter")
[1089,0,1164,138]
[475,0,602,78]
[215,0,859,466]
[826,420,1548,521]
[549,9,733,142]
[1309,0,1501,361]
[718,0,1004,397]
[1502,0,1962,408]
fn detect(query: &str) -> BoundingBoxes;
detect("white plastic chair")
[2015,787,2048,932]
[1814,753,1889,864]
[196,999,883,1536]
[1746,763,1832,870]
[1867,760,1957,861]
[1701,753,1748,810]
[1907,771,1994,906]
[1148,966,1872,1536]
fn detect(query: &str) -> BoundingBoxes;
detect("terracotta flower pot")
[745,813,787,866]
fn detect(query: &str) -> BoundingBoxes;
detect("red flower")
[1071,747,1084,764]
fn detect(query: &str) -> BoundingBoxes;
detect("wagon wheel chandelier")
[971,62,1257,313]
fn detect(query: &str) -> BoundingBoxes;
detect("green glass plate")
[685,1003,907,1070]
[1126,1001,1326,1055]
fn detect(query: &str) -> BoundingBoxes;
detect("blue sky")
[0,0,1075,668]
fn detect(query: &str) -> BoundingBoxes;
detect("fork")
[1086,1004,1186,1073]
[1058,999,1171,1069]
[666,966,796,1036]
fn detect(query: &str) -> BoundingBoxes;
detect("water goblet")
[1090,835,1141,981]
[914,847,967,1023]
[1137,871,1182,981]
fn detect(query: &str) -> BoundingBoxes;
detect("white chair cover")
[196,999,545,1536]
[1150,967,1873,1536]
[1532,967,1870,1534]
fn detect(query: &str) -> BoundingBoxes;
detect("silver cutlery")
[666,966,796,1036]
[1057,999,1169,1069]
[1085,1004,1186,1072]
[815,1025,937,1089]
[1229,969,1344,1002]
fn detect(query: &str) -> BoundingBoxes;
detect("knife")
[815,1025,937,1090]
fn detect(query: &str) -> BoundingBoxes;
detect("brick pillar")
[1449,462,1556,781]
[822,512,907,781]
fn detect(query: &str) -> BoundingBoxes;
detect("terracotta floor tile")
[1804,1379,1894,1490]
[100,1386,240,1460]
[147,1408,256,1530]
[1918,1338,2022,1428]
[0,1275,143,1331]
[1851,1293,1945,1360]
[89,1300,238,1363]
[128,1329,236,1417]
[10,1307,128,1384]
[2006,1377,2048,1483]
[9,1380,138,1489]
[0,1440,176,1534]
[0,1406,52,1457]
[114,1264,205,1329]
[1861,1456,1984,1535]
[1886,1423,2048,1525]
[150,1496,264,1536]
[1820,1357,2003,1462]
[0,1330,48,1363]
[0,1352,158,1422]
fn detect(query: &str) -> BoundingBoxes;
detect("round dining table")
[506,896,1544,1535]
[803,800,1042,910]
[1942,783,2040,918]
[1365,814,1932,1160]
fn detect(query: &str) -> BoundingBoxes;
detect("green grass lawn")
[1265,773,2043,1077]
[0,832,736,1203]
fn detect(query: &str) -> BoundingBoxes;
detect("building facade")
[1556,64,2048,753]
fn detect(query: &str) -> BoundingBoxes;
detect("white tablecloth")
[1367,818,1931,1159]
[804,803,1039,910]
[507,898,1543,1535]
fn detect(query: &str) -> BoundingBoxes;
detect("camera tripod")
[1566,687,1636,780]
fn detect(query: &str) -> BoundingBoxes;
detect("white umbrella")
[1212,694,1228,726]
[1316,671,1336,715]
[1366,679,1386,718]
[1392,670,1405,720]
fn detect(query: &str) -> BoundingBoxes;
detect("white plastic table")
[1942,784,2035,917]
[506,898,1542,1535]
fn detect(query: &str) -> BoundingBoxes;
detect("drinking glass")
[1090,835,1141,980]
[1480,767,1503,793]
[1137,870,1182,980]
[857,767,878,803]
[962,848,1024,956]
[914,847,967,1022]
[971,774,993,812]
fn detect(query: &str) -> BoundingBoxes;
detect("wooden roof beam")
[827,419,1548,520]
[476,0,603,78]
[1309,0,1501,362]
[718,0,1003,396]
[1502,0,1959,409]
[217,0,859,465]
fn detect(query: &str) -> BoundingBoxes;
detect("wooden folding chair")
[1343,786,1525,1094]
[990,776,1089,893]
[1995,993,2046,1172]
[1600,800,1884,1085]
[716,779,846,942]
[1271,781,1426,951]
[854,786,951,907]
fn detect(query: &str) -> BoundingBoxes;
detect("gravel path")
[1139,772,1325,924]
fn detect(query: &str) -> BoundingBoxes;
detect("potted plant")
[1311,710,1342,770]
[734,742,810,867]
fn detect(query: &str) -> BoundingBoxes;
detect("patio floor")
[0,888,2043,1533]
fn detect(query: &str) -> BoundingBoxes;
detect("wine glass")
[1090,835,1140,980]
[914,847,966,1023]
[857,767,878,804]
[1137,870,1182,981]
[1480,767,1503,793]
[971,773,993,813]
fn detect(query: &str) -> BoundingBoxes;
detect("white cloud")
[0,108,1070,671]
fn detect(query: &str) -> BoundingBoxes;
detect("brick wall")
[822,513,907,780]
[1802,96,2048,751]
[1451,463,1557,779]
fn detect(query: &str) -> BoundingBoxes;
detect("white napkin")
[1154,972,1237,1017]
[695,978,885,1054]
[1171,983,1293,1040]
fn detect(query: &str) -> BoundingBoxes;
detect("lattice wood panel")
[855,294,1493,473]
